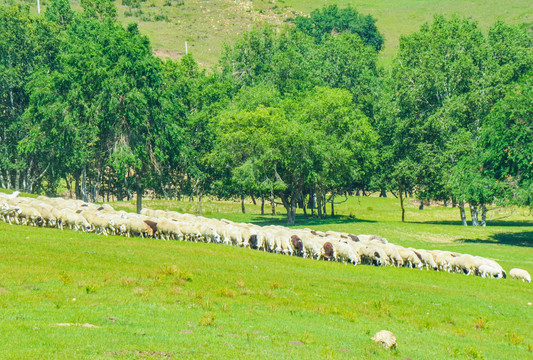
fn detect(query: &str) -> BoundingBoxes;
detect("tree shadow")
[412,220,533,227]
[459,231,533,247]
[247,214,376,228]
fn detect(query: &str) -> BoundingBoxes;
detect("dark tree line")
[0,2,531,225]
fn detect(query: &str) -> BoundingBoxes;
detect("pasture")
[1,195,532,359]
[13,0,533,66]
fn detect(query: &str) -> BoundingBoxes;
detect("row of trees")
[1,1,531,224]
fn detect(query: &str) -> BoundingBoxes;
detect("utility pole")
[37,0,40,14]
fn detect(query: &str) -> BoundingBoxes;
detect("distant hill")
[10,0,533,67]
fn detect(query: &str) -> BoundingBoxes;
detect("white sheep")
[478,264,504,279]
[450,254,478,275]
[331,240,360,265]
[509,268,531,283]
[382,244,403,267]
[397,246,423,269]
[59,209,91,232]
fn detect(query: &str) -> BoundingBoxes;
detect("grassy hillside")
[10,0,532,66]
[1,196,532,359]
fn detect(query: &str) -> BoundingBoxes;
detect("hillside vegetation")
[0,196,532,359]
[11,0,533,66]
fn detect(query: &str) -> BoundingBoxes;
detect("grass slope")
[9,0,532,66]
[1,196,532,359]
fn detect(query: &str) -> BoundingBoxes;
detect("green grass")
[10,0,532,67]
[1,195,532,359]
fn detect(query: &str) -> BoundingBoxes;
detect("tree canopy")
[0,3,531,225]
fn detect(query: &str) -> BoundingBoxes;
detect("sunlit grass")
[10,0,532,67]
[1,194,531,358]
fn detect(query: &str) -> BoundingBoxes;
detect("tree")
[22,12,164,212]
[479,75,533,209]
[221,25,380,116]
[294,5,384,51]
[0,5,60,191]
[209,86,377,224]
[377,15,532,223]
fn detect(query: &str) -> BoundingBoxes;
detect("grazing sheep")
[59,209,91,232]
[300,235,325,260]
[0,194,515,281]
[450,254,478,275]
[413,248,437,270]
[509,268,531,283]
[124,218,154,238]
[322,242,336,261]
[382,244,403,267]
[143,220,158,235]
[478,264,505,279]
[14,204,42,226]
[0,191,20,199]
[290,235,305,257]
[359,245,388,266]
[0,203,17,224]
[357,234,388,244]
[332,240,360,265]
[432,251,456,272]
[397,246,423,269]
[156,219,183,240]
[80,211,113,235]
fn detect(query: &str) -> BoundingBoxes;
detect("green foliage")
[376,15,532,222]
[220,24,380,113]
[44,0,74,27]
[294,4,384,51]
[479,75,533,207]
[209,86,377,224]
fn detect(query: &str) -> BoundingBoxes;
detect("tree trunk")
[317,193,322,218]
[481,204,487,227]
[196,192,203,215]
[399,185,405,222]
[380,189,387,197]
[459,201,467,226]
[470,204,479,226]
[270,186,276,216]
[82,166,88,202]
[136,175,143,214]
[419,199,424,210]
[261,195,265,215]
[15,168,20,191]
[281,194,295,225]
[251,194,256,205]
[290,198,296,225]
[66,175,72,199]
[240,190,246,214]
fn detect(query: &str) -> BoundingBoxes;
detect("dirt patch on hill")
[153,48,183,60]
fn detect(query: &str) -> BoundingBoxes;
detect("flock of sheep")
[1,192,531,283]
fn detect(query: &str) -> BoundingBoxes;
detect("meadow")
[1,194,532,359]
[10,0,532,66]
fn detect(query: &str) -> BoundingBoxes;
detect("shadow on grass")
[412,220,533,227]
[246,214,376,228]
[459,231,533,247]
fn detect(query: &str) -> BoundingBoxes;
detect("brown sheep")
[144,220,158,235]
[290,235,305,257]
[322,242,335,260]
